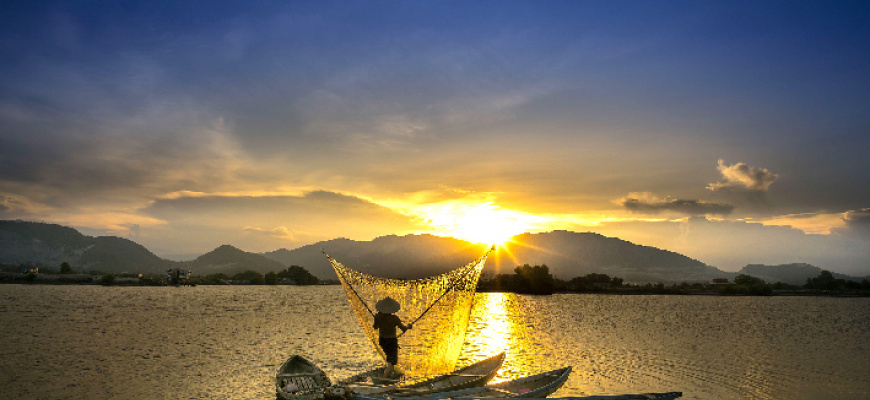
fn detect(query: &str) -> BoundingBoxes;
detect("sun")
[418,202,537,246]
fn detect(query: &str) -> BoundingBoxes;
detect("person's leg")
[380,337,399,378]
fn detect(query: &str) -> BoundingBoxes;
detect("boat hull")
[344,353,506,396]
[355,366,572,400]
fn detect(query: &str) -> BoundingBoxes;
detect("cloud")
[0,191,55,217]
[139,190,430,253]
[838,208,870,235]
[618,192,734,216]
[707,159,779,192]
[759,212,846,235]
[243,225,298,241]
[843,208,870,226]
[0,109,282,210]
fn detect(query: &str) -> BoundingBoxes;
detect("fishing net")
[327,250,491,381]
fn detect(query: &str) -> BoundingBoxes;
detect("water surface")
[1,285,868,399]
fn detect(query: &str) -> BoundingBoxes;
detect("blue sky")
[2,1,869,275]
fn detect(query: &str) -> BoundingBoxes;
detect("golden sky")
[1,2,869,275]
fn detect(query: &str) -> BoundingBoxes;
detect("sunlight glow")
[416,202,542,245]
[470,293,511,358]
[756,212,846,235]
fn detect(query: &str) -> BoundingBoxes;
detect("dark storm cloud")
[619,194,734,216]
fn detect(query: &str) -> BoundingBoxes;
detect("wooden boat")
[395,352,506,395]
[354,366,571,400]
[345,353,506,396]
[407,393,682,400]
[275,355,332,400]
[544,393,682,400]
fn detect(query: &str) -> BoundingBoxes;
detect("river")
[1,285,868,399]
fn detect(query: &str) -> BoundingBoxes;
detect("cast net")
[326,249,491,381]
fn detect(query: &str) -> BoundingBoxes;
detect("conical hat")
[375,297,401,314]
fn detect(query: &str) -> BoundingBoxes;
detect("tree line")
[1,262,322,286]
[477,264,870,296]
[175,265,321,285]
[6,259,869,295]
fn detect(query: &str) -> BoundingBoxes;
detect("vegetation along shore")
[3,261,868,297]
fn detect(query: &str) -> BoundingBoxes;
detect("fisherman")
[372,296,412,379]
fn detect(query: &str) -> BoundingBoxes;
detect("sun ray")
[414,202,543,246]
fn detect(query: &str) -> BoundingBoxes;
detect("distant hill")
[493,231,730,283]
[185,244,286,275]
[264,231,732,283]
[0,220,172,274]
[6,219,864,284]
[738,263,867,286]
[0,220,287,276]
[264,235,491,280]
[80,236,173,274]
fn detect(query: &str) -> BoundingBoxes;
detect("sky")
[1,1,869,275]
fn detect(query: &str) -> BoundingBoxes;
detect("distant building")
[712,278,729,285]
[166,268,192,285]
[21,266,38,274]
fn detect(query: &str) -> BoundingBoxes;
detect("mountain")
[79,236,174,274]
[7,219,860,284]
[264,235,490,280]
[0,220,172,274]
[264,231,730,283]
[738,263,866,286]
[185,244,286,275]
[0,221,301,277]
[489,231,729,283]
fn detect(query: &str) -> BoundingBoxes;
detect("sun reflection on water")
[469,293,512,355]
[459,292,544,383]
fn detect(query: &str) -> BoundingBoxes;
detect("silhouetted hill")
[8,219,864,285]
[739,263,866,286]
[0,220,172,274]
[265,231,730,283]
[0,221,306,277]
[80,236,171,273]
[264,235,490,280]
[186,244,286,275]
[490,231,729,283]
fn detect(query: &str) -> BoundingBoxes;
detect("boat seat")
[279,374,320,390]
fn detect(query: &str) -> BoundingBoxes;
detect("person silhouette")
[372,296,412,379]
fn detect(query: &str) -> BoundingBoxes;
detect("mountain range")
[2,220,865,284]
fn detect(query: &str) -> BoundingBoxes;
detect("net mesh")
[327,250,490,381]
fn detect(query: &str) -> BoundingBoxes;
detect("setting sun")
[415,202,539,245]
